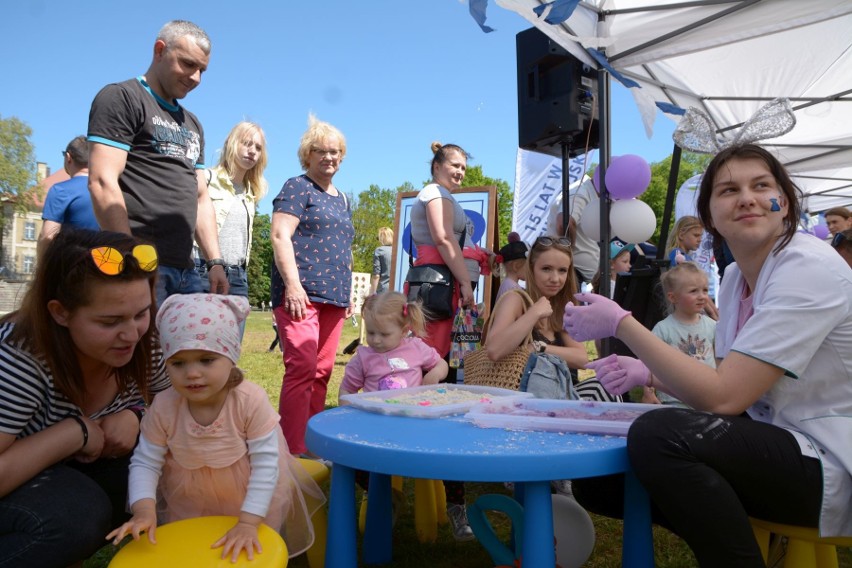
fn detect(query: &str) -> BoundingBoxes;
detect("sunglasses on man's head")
[535,236,572,248]
[831,232,847,248]
[90,245,158,276]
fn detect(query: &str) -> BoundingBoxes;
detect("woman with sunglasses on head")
[563,144,852,566]
[270,114,354,460]
[483,236,588,379]
[0,227,169,567]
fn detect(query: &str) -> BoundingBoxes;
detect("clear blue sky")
[0,1,676,217]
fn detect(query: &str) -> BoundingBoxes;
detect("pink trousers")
[274,302,346,455]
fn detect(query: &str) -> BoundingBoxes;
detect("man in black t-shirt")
[87,20,227,305]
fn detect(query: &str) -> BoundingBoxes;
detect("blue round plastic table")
[306,406,654,567]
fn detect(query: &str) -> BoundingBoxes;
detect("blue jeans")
[155,265,204,308]
[0,458,130,567]
[196,260,248,297]
[196,261,248,338]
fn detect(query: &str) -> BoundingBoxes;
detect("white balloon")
[552,494,596,568]
[610,199,657,244]
[579,197,601,241]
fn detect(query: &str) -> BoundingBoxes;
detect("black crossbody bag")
[404,230,466,321]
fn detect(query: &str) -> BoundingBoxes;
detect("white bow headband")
[672,98,796,154]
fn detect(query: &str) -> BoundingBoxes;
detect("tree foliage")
[640,152,711,244]
[349,183,413,273]
[246,213,272,308]
[0,116,36,203]
[0,115,38,267]
[460,165,513,247]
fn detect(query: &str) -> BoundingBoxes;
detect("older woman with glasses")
[270,114,354,459]
[0,227,169,566]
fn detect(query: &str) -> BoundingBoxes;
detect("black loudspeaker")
[516,27,599,157]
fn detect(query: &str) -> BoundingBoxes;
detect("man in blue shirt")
[38,136,98,256]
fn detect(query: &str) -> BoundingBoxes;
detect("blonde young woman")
[198,121,269,298]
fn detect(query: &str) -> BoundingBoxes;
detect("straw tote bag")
[463,289,534,391]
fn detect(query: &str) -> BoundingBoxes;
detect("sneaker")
[551,479,573,497]
[446,503,475,542]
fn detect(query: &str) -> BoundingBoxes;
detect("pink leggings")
[274,302,346,455]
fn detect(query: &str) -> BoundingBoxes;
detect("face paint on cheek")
[766,193,785,212]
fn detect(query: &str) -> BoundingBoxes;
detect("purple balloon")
[605,154,652,200]
[813,225,830,239]
[592,165,601,192]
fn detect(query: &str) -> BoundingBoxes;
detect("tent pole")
[598,66,612,356]
[657,142,682,262]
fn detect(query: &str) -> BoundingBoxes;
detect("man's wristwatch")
[206,258,225,270]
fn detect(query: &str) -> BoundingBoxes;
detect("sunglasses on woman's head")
[535,236,572,248]
[90,245,159,276]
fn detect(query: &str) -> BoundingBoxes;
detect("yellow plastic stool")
[750,518,852,568]
[359,477,446,543]
[109,515,287,567]
[298,458,330,568]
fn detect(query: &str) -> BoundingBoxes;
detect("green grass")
[86,311,852,567]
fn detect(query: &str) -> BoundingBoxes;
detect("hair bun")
[507,231,520,243]
[431,141,443,154]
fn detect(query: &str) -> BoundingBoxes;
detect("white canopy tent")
[492,0,852,213]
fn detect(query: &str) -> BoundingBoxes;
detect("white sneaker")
[446,503,475,542]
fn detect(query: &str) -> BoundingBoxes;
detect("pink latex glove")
[586,354,651,396]
[562,293,630,342]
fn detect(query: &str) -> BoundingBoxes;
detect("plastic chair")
[359,477,446,542]
[750,517,852,568]
[108,515,287,567]
[298,458,330,568]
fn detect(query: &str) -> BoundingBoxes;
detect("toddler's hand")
[212,521,262,563]
[563,293,630,341]
[106,509,158,545]
[586,354,650,396]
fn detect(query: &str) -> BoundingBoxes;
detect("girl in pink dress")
[107,294,324,562]
[338,291,447,397]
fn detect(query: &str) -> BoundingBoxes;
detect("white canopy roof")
[494,0,852,212]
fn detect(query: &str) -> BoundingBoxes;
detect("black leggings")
[573,408,823,568]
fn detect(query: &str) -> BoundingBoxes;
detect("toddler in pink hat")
[108,294,325,561]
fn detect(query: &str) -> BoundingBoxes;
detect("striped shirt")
[0,322,169,438]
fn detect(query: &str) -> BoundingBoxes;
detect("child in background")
[338,292,475,541]
[338,292,448,396]
[592,240,635,299]
[493,232,529,301]
[107,294,324,562]
[666,216,704,267]
[645,263,717,406]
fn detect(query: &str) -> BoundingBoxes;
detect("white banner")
[512,148,596,244]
